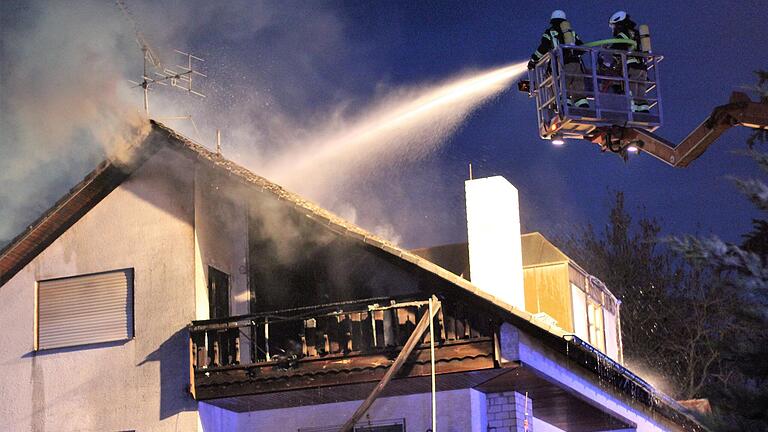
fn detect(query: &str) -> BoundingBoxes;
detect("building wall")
[517,331,682,432]
[0,147,199,432]
[199,389,487,432]
[193,167,250,320]
[523,263,573,332]
[486,391,534,432]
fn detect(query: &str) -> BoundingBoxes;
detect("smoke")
[0,1,147,242]
[0,0,523,247]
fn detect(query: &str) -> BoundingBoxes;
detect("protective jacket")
[610,19,645,68]
[529,19,584,68]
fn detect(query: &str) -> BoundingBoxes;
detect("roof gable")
[0,128,166,285]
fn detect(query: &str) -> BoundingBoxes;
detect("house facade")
[0,122,704,432]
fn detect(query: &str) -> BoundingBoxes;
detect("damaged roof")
[1,121,554,336]
[0,121,705,431]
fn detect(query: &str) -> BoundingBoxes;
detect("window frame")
[35,268,135,351]
[587,299,606,352]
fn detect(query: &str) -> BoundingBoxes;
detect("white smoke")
[0,0,147,242]
[0,0,524,247]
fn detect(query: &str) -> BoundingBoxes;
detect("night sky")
[1,0,766,250]
[326,0,768,247]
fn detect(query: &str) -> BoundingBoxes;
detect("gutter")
[561,334,708,432]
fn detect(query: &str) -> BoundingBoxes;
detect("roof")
[0,126,164,285]
[1,121,551,333]
[521,232,570,267]
[0,121,704,431]
[410,233,572,276]
[410,242,470,279]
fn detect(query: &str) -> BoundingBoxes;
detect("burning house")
[0,122,705,431]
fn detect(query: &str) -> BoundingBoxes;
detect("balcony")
[188,296,497,409]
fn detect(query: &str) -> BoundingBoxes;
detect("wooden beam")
[339,296,441,432]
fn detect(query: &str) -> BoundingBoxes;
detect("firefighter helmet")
[551,10,566,20]
[609,11,627,27]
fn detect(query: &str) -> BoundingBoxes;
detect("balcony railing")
[187,296,496,401]
[189,296,492,371]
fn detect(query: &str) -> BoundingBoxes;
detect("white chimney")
[465,176,525,311]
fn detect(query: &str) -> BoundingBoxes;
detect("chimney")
[465,176,525,310]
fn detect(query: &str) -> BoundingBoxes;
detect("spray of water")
[264,61,528,196]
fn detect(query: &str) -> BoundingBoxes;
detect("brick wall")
[486,391,533,432]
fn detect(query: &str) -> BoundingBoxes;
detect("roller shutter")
[38,269,134,350]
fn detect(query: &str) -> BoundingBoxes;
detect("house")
[0,121,705,432]
[411,232,623,363]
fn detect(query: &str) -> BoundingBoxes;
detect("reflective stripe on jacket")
[530,19,584,64]
[611,21,644,66]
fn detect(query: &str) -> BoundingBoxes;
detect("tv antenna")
[117,0,206,118]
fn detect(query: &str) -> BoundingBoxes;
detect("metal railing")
[188,296,491,371]
[530,45,663,140]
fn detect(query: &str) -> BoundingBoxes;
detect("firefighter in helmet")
[609,11,650,113]
[528,10,589,108]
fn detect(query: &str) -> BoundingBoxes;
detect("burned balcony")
[188,296,496,403]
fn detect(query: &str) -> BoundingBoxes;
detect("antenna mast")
[117,0,206,118]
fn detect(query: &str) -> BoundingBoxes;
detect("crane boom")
[589,92,768,167]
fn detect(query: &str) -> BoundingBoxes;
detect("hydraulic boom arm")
[589,92,768,167]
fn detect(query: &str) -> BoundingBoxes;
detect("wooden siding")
[568,264,587,290]
[523,263,574,333]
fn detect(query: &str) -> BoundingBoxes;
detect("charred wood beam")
[339,295,441,432]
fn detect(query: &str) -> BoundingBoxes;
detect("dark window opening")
[208,266,230,319]
[356,425,404,432]
[207,266,236,366]
[298,419,405,432]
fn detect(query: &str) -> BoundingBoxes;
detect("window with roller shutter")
[36,268,134,350]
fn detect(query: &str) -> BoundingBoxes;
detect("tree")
[670,155,768,432]
[560,192,732,400]
[665,70,768,431]
[561,70,768,430]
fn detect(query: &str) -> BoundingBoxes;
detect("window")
[356,426,404,432]
[587,300,605,352]
[207,266,230,319]
[37,269,134,350]
[299,419,405,432]
[604,310,620,360]
[570,284,588,341]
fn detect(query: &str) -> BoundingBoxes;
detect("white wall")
[200,389,487,432]
[518,331,681,432]
[193,168,250,320]
[0,147,199,431]
[465,176,525,311]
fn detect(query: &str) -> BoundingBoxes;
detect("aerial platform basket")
[521,42,768,168]
[526,44,664,147]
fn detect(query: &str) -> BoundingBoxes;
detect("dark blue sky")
[320,1,767,247]
[1,0,766,250]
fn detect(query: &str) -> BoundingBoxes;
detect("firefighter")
[528,10,589,108]
[609,11,649,113]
